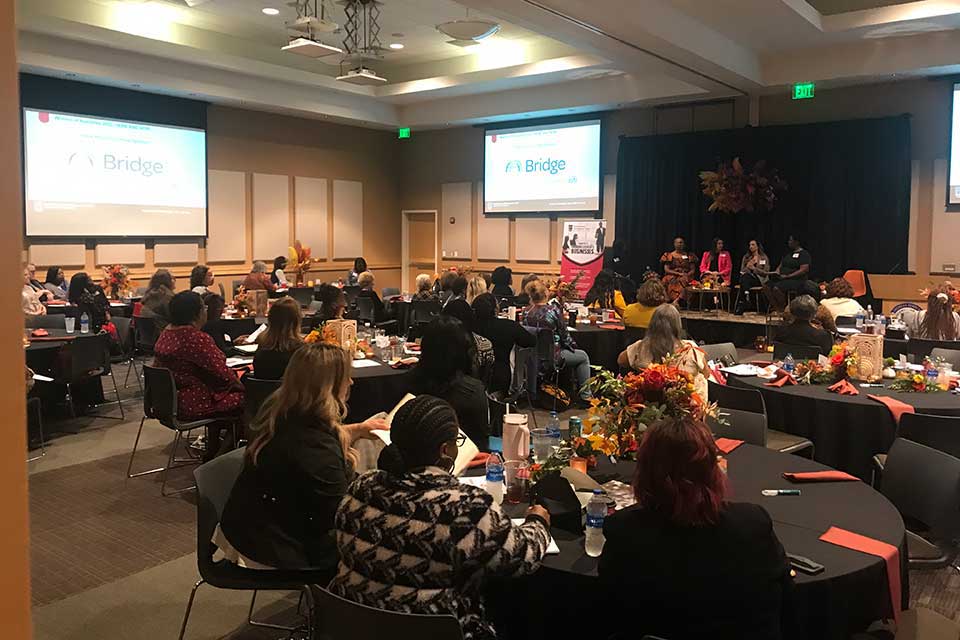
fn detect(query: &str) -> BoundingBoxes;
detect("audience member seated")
[331,395,550,640]
[618,304,708,399]
[253,297,303,379]
[190,264,216,296]
[660,236,697,304]
[141,268,176,330]
[700,237,732,285]
[410,316,491,450]
[436,269,458,303]
[26,263,45,293]
[43,266,69,301]
[584,269,627,317]
[909,286,960,341]
[760,235,819,312]
[201,294,231,354]
[514,273,540,308]
[465,274,488,305]
[774,295,834,356]
[22,266,47,316]
[153,291,244,460]
[600,415,791,640]
[347,257,367,287]
[735,239,770,315]
[242,261,277,292]
[356,271,390,323]
[490,266,515,298]
[68,271,111,333]
[472,293,535,393]
[218,343,386,572]
[623,279,667,329]
[271,256,290,289]
[315,284,347,324]
[440,297,494,385]
[524,280,592,406]
[411,273,439,302]
[819,277,864,321]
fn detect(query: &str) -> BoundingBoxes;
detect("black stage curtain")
[614,115,911,283]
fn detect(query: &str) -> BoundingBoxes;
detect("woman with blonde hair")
[218,343,387,571]
[618,304,709,400]
[253,297,304,379]
[465,274,489,305]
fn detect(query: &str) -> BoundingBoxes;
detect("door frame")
[401,209,439,294]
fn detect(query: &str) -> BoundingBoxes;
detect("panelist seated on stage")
[699,237,732,285]
[660,236,697,303]
[757,235,819,312]
[819,277,864,321]
[734,239,770,315]
[623,278,667,329]
[774,295,834,356]
[584,269,626,317]
[618,303,708,400]
[599,416,792,640]
[908,286,960,341]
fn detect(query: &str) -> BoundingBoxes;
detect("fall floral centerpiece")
[231,286,254,318]
[699,157,787,214]
[530,362,718,482]
[286,240,317,287]
[792,342,857,384]
[101,264,133,299]
[544,270,584,306]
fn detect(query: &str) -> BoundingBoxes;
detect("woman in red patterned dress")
[660,236,697,303]
[153,291,244,460]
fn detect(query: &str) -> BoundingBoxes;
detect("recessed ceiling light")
[389,42,404,50]
[262,7,280,16]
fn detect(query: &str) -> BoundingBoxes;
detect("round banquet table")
[345,359,414,423]
[568,324,634,373]
[729,375,960,479]
[485,444,907,640]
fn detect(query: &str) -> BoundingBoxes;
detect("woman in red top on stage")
[660,236,697,303]
[699,238,732,285]
[153,291,244,459]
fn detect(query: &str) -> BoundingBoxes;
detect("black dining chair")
[382,287,401,298]
[707,408,767,447]
[410,300,441,326]
[312,585,463,640]
[58,333,125,420]
[907,338,960,363]
[701,342,738,365]
[178,449,330,640]
[528,328,563,411]
[287,287,315,308]
[133,314,159,358]
[708,383,814,457]
[27,396,45,463]
[897,413,960,460]
[876,438,960,570]
[25,314,71,330]
[111,316,142,392]
[835,315,859,329]
[127,365,216,496]
[931,347,960,370]
[343,285,362,309]
[772,342,822,362]
[487,346,539,436]
[242,376,281,426]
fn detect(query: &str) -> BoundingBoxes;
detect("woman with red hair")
[599,416,792,640]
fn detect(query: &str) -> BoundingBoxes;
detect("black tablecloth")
[346,361,413,423]
[487,444,907,640]
[730,376,960,479]
[569,325,632,372]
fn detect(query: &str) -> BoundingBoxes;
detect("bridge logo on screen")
[505,158,568,176]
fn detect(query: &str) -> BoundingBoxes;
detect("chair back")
[843,270,868,298]
[193,448,246,578]
[623,327,646,345]
[496,295,517,309]
[142,364,179,427]
[288,287,315,308]
[701,342,737,364]
[712,383,766,415]
[835,315,858,329]
[26,314,70,330]
[411,300,441,326]
[908,338,960,362]
[898,413,960,460]
[64,334,110,384]
[133,314,158,355]
[312,586,463,640]
[343,285,362,308]
[708,408,767,446]
[356,296,376,324]
[881,438,960,540]
[382,287,400,298]
[529,327,558,372]
[112,316,135,357]
[930,347,960,370]
[243,377,282,424]
[772,342,822,361]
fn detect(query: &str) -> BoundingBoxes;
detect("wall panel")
[207,169,247,263]
[475,181,509,260]
[252,173,290,261]
[154,242,200,265]
[294,176,328,259]
[441,182,472,259]
[515,218,551,262]
[28,243,85,267]
[95,243,146,265]
[332,179,363,259]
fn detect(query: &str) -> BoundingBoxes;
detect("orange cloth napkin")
[867,394,915,425]
[468,452,492,469]
[765,369,797,387]
[820,526,901,623]
[828,379,860,396]
[715,438,744,454]
[783,470,859,483]
[599,324,625,331]
[30,328,49,337]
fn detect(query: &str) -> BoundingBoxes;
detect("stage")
[680,310,781,347]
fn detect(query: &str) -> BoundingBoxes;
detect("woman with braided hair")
[331,395,551,640]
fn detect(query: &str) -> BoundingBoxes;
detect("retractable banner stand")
[560,219,606,299]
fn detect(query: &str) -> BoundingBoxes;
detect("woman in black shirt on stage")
[472,293,535,393]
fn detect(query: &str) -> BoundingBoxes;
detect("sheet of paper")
[818,355,830,366]
[510,519,560,554]
[458,476,487,489]
[351,359,380,369]
[719,364,762,376]
[247,323,268,343]
[32,373,54,382]
[225,357,253,367]
[235,344,258,353]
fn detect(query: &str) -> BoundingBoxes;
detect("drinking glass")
[64,316,75,334]
[504,460,530,504]
[530,428,554,462]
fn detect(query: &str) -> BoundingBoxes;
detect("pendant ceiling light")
[436,8,500,44]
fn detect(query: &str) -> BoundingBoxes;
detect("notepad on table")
[225,357,253,367]
[351,359,380,369]
[235,344,258,354]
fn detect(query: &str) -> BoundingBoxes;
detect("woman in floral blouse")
[660,236,697,303]
[153,291,244,459]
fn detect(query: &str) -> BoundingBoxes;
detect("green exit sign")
[792,82,815,100]
[398,127,411,139]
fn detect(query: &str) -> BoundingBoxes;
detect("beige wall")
[23,105,403,294]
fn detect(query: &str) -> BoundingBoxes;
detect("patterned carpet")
[29,445,197,606]
[910,565,960,624]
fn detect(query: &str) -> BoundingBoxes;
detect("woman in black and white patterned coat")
[329,395,551,640]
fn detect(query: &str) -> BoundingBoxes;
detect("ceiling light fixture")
[436,19,500,42]
[389,42,404,49]
[282,0,341,58]
[337,0,387,84]
[262,7,280,15]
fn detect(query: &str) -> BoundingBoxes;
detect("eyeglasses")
[456,433,466,447]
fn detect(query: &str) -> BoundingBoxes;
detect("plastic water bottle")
[79,312,90,334]
[856,310,865,329]
[553,333,562,365]
[485,452,504,506]
[585,489,606,558]
[866,305,874,322]
[547,412,561,439]
[783,353,795,375]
